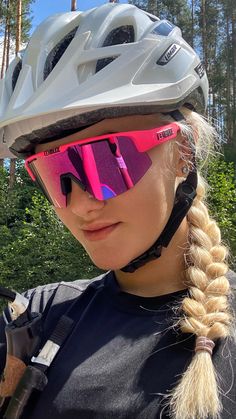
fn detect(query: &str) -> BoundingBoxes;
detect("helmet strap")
[121,169,197,273]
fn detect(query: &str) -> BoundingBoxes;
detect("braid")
[168,175,232,419]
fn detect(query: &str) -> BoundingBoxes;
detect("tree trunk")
[232,4,236,144]
[201,0,208,70]
[8,0,21,189]
[226,8,232,141]
[9,159,16,189]
[0,0,11,167]
[1,0,11,78]
[16,0,22,54]
[6,0,11,69]
[1,21,8,78]
[191,0,194,48]
[71,0,76,11]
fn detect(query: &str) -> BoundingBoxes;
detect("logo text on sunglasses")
[44,147,60,156]
[156,128,173,141]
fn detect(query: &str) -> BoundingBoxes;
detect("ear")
[175,134,194,178]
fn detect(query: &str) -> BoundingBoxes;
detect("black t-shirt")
[0,271,236,419]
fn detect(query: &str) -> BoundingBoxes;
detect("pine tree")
[9,0,22,188]
[0,0,33,162]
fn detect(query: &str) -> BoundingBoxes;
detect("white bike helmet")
[0,3,208,158]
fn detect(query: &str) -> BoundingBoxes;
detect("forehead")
[35,114,169,153]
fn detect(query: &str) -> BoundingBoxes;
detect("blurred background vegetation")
[0,163,103,293]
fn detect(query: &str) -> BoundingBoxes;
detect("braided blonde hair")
[165,109,233,419]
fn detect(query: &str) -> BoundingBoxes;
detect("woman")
[0,3,235,419]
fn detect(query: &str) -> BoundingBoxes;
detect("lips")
[82,223,118,231]
[82,222,120,241]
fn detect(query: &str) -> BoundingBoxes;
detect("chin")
[86,250,133,271]
[89,257,128,271]
[82,237,151,272]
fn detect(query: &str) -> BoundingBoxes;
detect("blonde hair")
[165,109,233,419]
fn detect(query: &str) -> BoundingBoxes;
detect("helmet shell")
[0,3,208,157]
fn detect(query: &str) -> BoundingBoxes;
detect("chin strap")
[121,170,197,273]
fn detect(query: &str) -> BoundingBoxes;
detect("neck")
[115,218,189,297]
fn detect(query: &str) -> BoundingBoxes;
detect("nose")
[68,180,105,216]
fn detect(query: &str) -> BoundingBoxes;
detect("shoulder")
[2,273,108,327]
[21,272,110,345]
[22,272,108,317]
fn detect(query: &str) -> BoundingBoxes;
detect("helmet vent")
[102,25,135,47]
[44,26,79,80]
[12,59,22,92]
[95,25,134,73]
[95,56,118,73]
[145,13,159,23]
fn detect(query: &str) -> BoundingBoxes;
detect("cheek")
[130,164,175,233]
[148,145,176,212]
[54,208,82,240]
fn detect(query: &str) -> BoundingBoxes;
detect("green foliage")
[205,157,236,267]
[0,0,34,43]
[0,163,103,294]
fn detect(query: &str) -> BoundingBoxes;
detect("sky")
[31,1,128,33]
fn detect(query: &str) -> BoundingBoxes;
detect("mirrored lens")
[28,136,152,207]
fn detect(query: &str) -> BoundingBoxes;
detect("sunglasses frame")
[25,123,180,181]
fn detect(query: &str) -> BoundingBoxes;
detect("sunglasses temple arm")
[116,157,134,188]
[112,137,134,189]
[25,160,36,181]
[81,145,104,200]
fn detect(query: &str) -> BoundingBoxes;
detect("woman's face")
[36,114,183,270]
